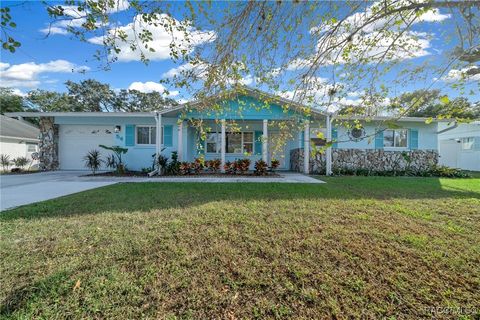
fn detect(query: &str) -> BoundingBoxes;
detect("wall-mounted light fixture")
[115,125,121,133]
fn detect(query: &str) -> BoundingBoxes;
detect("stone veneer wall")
[290,148,439,174]
[38,117,59,171]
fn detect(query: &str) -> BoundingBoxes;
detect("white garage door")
[59,125,116,170]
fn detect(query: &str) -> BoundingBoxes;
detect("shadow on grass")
[1,177,479,221]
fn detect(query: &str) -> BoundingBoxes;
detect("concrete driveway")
[0,171,116,211]
[0,171,322,211]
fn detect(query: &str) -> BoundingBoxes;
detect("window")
[136,126,156,145]
[384,129,407,148]
[206,132,219,153]
[27,144,37,152]
[462,137,474,150]
[206,131,254,154]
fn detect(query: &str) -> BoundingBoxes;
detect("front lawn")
[1,177,479,319]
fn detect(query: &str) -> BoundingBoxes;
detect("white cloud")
[128,81,179,97]
[0,60,90,88]
[88,14,216,62]
[39,2,129,35]
[304,1,450,68]
[440,66,480,82]
[162,61,209,79]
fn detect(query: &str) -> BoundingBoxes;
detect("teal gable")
[186,95,305,120]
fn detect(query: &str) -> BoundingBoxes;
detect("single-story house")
[438,121,480,171]
[0,115,39,166]
[6,87,446,174]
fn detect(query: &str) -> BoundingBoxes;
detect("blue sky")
[0,1,478,107]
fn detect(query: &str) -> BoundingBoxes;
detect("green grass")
[1,177,479,319]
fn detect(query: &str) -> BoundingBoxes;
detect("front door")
[268,132,287,169]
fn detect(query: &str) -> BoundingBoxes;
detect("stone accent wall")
[38,117,59,171]
[290,148,439,174]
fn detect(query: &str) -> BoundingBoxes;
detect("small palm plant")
[0,154,11,172]
[84,150,103,175]
[12,157,30,171]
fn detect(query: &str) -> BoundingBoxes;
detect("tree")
[26,89,76,112]
[111,89,178,112]
[2,1,479,146]
[391,90,480,120]
[65,79,114,112]
[0,87,24,114]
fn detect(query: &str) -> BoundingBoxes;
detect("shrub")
[105,154,117,170]
[254,160,268,175]
[166,151,180,175]
[179,162,191,175]
[205,159,221,173]
[236,158,251,174]
[426,165,470,178]
[12,157,30,171]
[99,145,128,174]
[83,150,103,175]
[155,154,169,175]
[191,158,204,174]
[270,159,280,171]
[224,161,237,174]
[0,154,11,171]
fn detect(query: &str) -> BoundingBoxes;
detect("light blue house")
[7,87,443,174]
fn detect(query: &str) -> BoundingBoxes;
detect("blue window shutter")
[332,127,338,149]
[473,137,480,151]
[254,131,263,155]
[125,125,135,146]
[300,131,305,148]
[409,129,419,150]
[163,125,173,147]
[375,130,384,149]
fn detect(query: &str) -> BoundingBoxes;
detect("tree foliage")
[0,87,25,114]
[391,90,480,120]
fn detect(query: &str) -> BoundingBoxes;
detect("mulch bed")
[0,170,40,175]
[83,171,281,178]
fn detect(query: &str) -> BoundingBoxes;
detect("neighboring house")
[438,121,480,171]
[0,115,39,166]
[6,87,442,173]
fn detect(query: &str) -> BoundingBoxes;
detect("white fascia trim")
[0,135,39,142]
[4,112,157,118]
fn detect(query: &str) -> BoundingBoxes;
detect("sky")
[0,0,478,108]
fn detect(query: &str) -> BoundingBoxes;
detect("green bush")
[330,165,470,178]
[254,160,268,175]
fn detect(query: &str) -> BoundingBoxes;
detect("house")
[438,121,480,171]
[0,115,39,166]
[5,87,443,174]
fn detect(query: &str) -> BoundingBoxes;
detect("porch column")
[157,113,162,156]
[221,119,226,173]
[177,120,183,161]
[303,121,310,174]
[262,119,268,163]
[326,114,333,176]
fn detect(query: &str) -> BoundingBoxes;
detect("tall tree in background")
[0,87,24,114]
[65,79,114,112]
[111,89,178,112]
[391,90,480,120]
[26,89,76,112]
